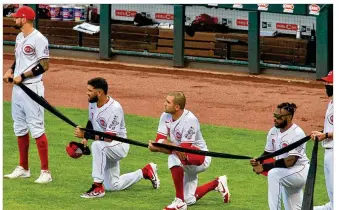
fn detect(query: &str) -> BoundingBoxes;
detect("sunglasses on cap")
[273,113,291,120]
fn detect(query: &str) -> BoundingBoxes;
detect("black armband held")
[11,61,16,72]
[86,120,93,130]
[32,63,45,76]
[84,131,95,140]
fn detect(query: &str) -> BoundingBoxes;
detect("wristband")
[325,133,329,139]
[20,73,26,81]
[262,162,274,171]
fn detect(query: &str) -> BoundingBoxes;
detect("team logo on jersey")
[109,115,120,130]
[97,117,107,129]
[184,126,195,140]
[23,44,35,55]
[175,131,182,140]
[281,142,288,148]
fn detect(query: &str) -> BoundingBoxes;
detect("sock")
[142,165,150,179]
[195,179,219,201]
[18,133,30,170]
[35,133,49,170]
[170,166,184,200]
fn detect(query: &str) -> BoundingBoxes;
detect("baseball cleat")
[215,175,231,203]
[4,166,31,179]
[80,184,105,198]
[143,162,160,189]
[34,170,52,184]
[163,197,187,210]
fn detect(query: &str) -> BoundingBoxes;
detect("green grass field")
[3,101,329,210]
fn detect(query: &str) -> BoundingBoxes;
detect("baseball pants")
[168,153,212,205]
[12,81,45,138]
[314,148,333,210]
[267,163,310,210]
[91,141,143,191]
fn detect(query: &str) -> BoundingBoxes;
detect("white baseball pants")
[314,148,333,210]
[12,81,45,138]
[267,163,310,210]
[91,141,143,191]
[168,153,212,205]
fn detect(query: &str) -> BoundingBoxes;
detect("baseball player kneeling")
[250,103,310,210]
[73,77,160,198]
[149,92,230,210]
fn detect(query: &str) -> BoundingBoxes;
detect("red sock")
[18,133,30,170]
[195,179,219,201]
[170,166,184,200]
[35,133,49,170]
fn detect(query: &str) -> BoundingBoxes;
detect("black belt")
[325,148,333,150]
[23,80,42,85]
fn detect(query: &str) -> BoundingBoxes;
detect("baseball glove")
[66,141,91,159]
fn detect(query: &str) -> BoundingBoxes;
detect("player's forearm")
[153,139,175,154]
[21,58,49,79]
[262,156,298,171]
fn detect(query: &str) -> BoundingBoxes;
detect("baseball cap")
[322,70,333,83]
[11,6,36,20]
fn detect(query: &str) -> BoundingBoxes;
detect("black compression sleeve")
[32,63,45,76]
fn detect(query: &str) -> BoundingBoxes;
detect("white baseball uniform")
[157,109,212,205]
[12,29,49,138]
[89,97,143,191]
[264,123,310,210]
[314,100,333,210]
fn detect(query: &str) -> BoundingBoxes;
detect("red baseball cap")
[11,6,36,20]
[322,70,333,83]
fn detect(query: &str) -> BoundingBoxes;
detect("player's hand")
[310,131,326,141]
[81,138,88,146]
[148,140,159,152]
[12,75,23,85]
[12,75,22,85]
[252,164,264,174]
[74,126,85,138]
[3,69,14,83]
[250,158,259,166]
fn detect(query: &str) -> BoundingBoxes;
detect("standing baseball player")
[3,6,52,184]
[74,77,160,198]
[148,91,230,210]
[250,103,310,210]
[312,70,333,210]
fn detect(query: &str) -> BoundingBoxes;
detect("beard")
[88,95,99,103]
[14,22,23,29]
[325,85,333,97]
[275,119,288,129]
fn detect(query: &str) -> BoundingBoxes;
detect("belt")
[325,148,333,150]
[23,80,42,85]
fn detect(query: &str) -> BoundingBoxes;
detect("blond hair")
[168,91,186,109]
